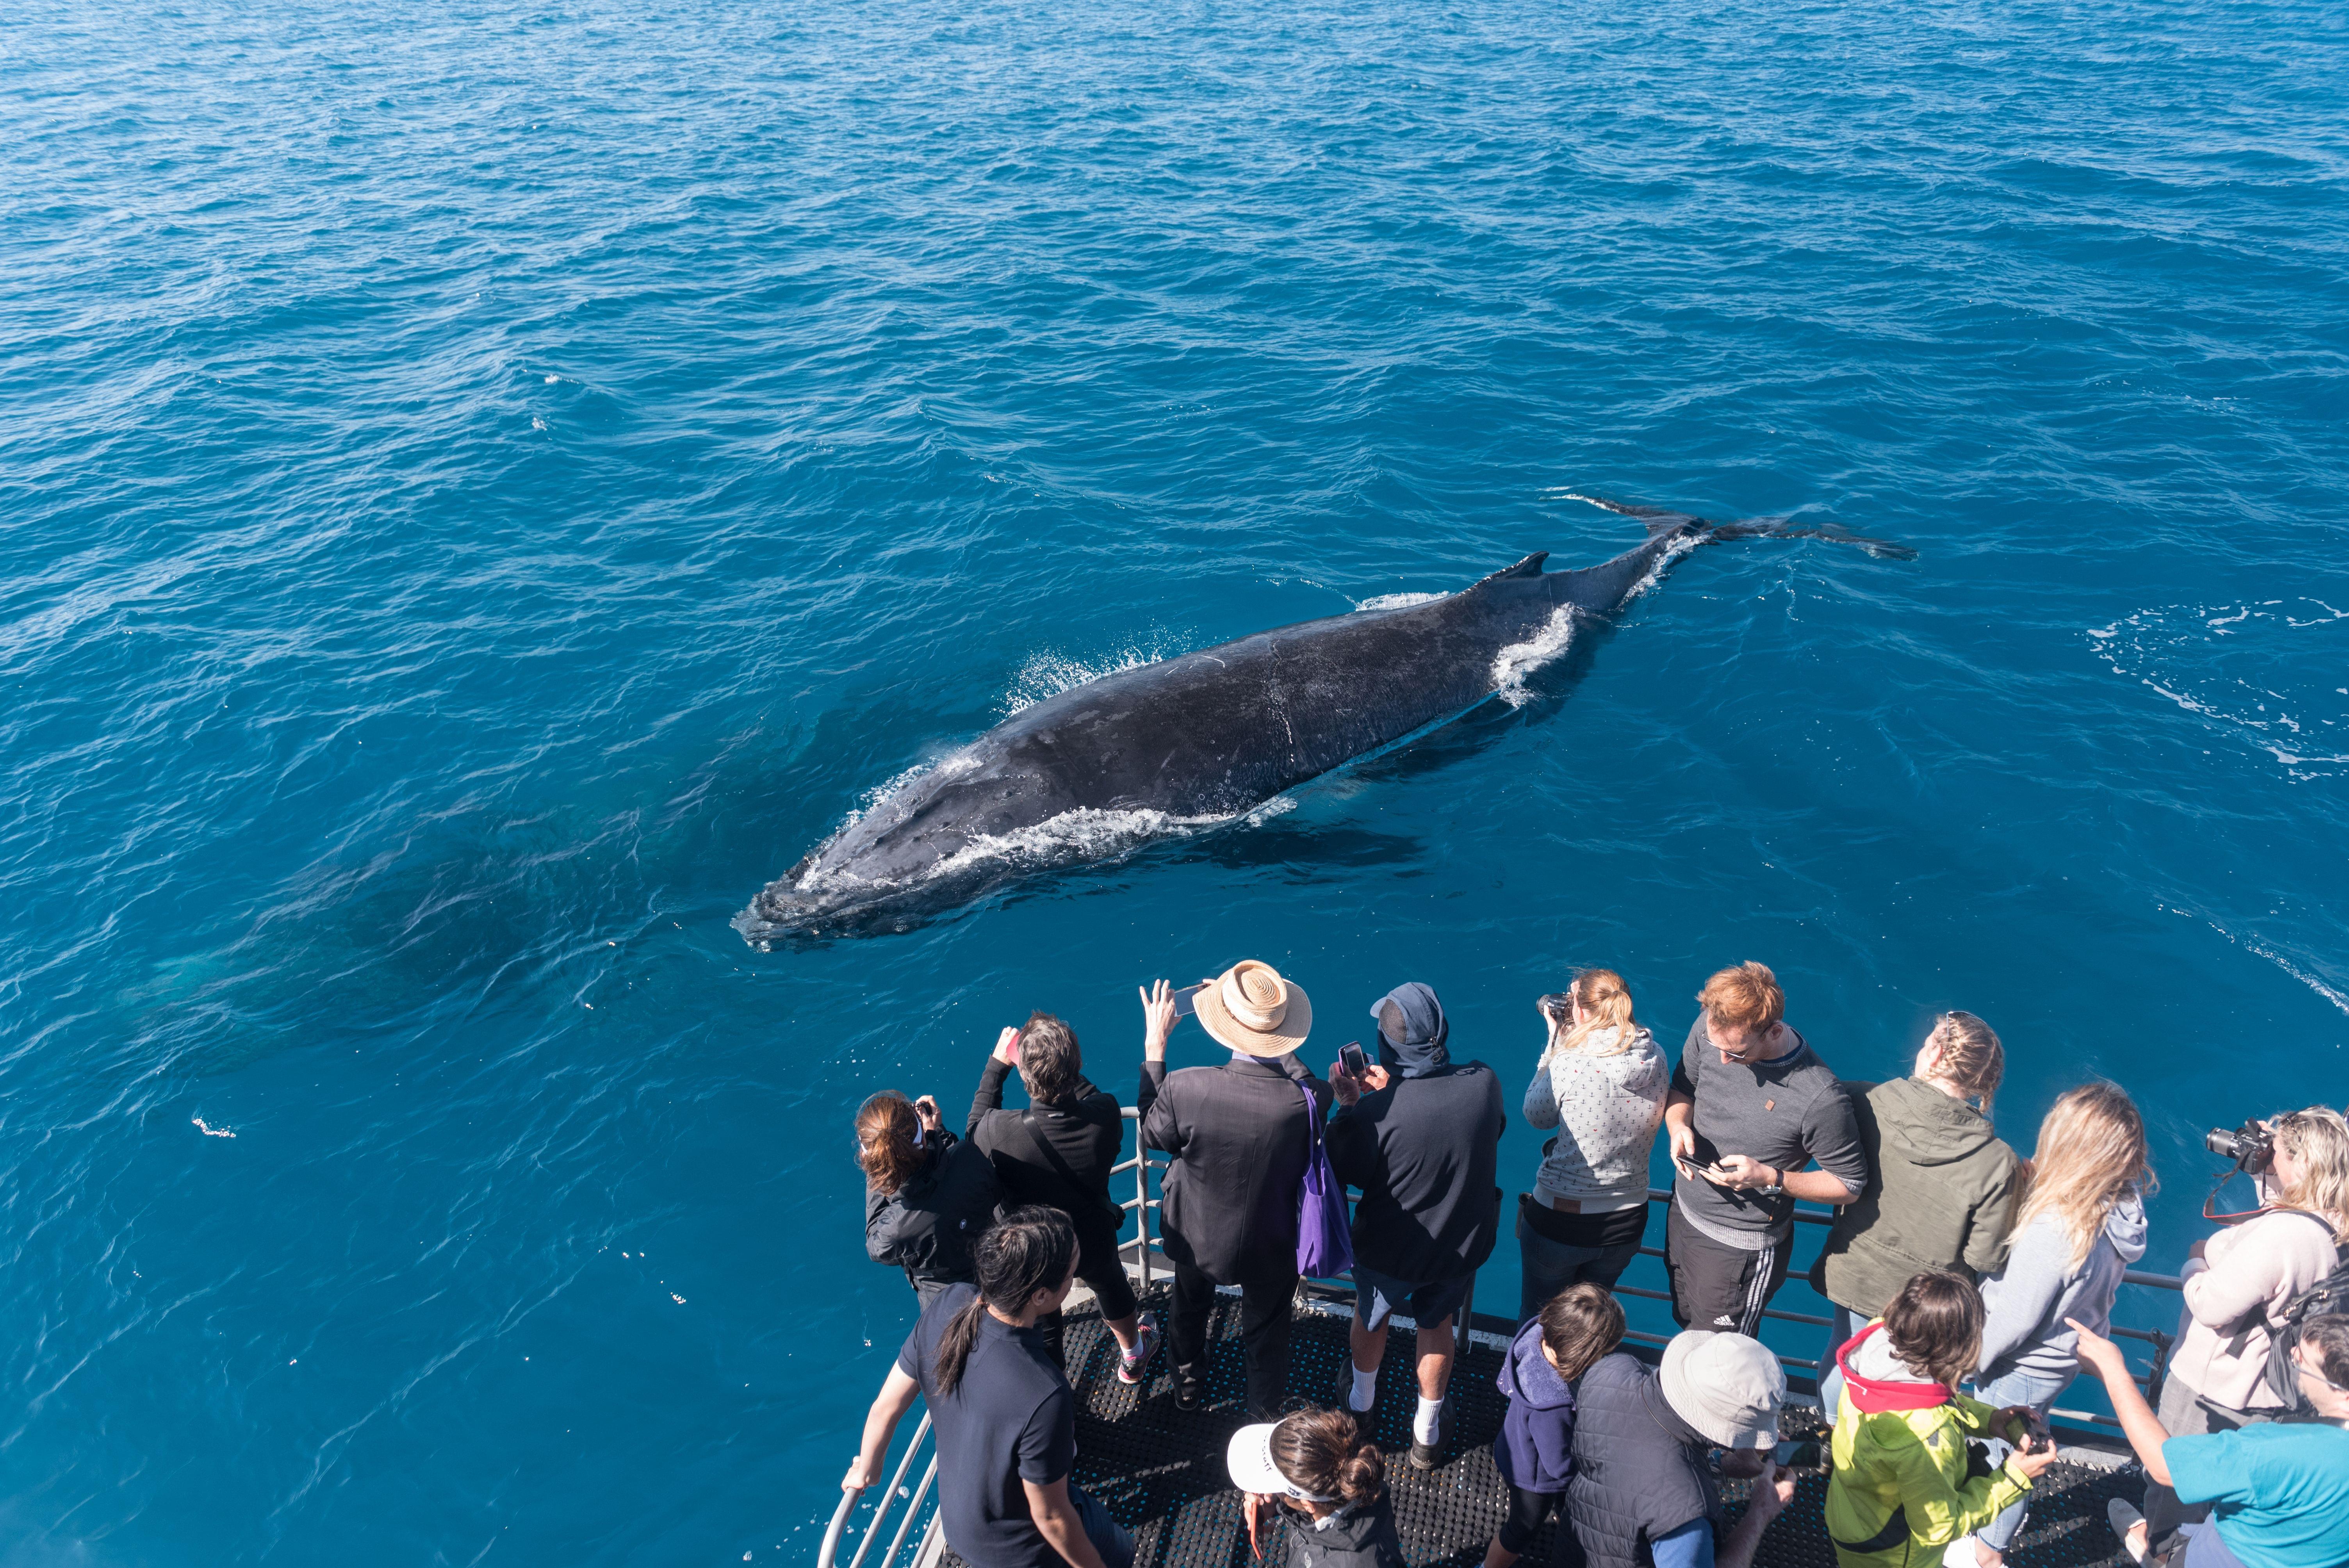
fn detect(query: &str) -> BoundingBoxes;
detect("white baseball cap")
[1225,1422,1336,1501]
[1659,1331,1786,1449]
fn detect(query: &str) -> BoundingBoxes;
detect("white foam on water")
[1625,531,1703,602]
[193,1116,235,1138]
[1491,606,1578,708]
[2087,599,2349,779]
[1352,591,1444,613]
[2201,917,2349,1020]
[921,793,1294,883]
[1000,640,1182,715]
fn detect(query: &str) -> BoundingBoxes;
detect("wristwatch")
[1754,1165,1784,1196]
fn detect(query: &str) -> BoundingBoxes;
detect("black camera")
[2206,1119,2275,1175]
[1538,992,1572,1022]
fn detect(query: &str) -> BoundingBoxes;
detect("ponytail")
[934,1205,1078,1398]
[1546,968,1640,1060]
[855,1092,924,1195]
[1268,1408,1386,1510]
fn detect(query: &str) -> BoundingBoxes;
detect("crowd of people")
[844,957,2349,1568]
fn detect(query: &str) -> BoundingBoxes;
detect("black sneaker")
[1408,1401,1453,1471]
[1174,1365,1204,1412]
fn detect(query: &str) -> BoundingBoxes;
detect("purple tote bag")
[1295,1082,1354,1278]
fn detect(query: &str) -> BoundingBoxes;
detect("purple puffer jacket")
[1494,1317,1577,1493]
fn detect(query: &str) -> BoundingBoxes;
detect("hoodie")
[1494,1318,1578,1493]
[1369,983,1449,1078]
[1811,1076,2023,1319]
[1825,1322,2032,1568]
[1976,1190,2149,1384]
[1523,1025,1670,1211]
[1329,984,1504,1283]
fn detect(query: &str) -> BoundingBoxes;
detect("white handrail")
[820,1411,935,1568]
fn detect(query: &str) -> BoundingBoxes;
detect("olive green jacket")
[1809,1076,2022,1318]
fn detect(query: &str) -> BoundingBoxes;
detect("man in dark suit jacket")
[1138,960,1333,1419]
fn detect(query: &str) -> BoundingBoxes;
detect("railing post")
[1135,1113,1153,1291]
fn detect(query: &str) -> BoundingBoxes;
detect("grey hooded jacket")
[1977,1191,2149,1383]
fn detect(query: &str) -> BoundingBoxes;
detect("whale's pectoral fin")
[1714,517,1919,561]
[1472,552,1550,586]
[1556,492,1709,535]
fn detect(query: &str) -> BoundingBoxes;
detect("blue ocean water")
[4,0,2347,1560]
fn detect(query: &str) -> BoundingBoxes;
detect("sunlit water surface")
[4,0,2347,1562]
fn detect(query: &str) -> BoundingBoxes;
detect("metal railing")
[824,1105,2195,1568]
[819,1411,939,1568]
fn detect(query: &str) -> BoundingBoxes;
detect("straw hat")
[1193,960,1313,1057]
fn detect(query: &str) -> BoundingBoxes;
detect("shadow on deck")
[1006,1286,2145,1568]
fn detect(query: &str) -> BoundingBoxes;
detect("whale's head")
[735,742,1078,942]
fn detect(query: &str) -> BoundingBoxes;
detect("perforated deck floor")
[951,1286,2144,1568]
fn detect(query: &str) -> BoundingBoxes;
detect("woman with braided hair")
[843,1206,1133,1568]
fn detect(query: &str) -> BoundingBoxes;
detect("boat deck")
[975,1283,2146,1568]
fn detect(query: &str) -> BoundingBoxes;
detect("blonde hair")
[1921,1010,2005,1109]
[1697,962,1783,1033]
[2013,1083,2153,1267]
[2273,1106,2349,1228]
[1547,968,1640,1060]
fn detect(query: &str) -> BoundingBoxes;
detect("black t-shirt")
[896,1283,1076,1568]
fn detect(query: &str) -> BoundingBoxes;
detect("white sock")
[1349,1367,1377,1412]
[1413,1394,1444,1444]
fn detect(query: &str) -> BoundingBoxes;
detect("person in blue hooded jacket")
[1327,982,1506,1469]
[1484,1284,1625,1568]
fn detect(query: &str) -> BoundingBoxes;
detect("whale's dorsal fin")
[1472,552,1548,587]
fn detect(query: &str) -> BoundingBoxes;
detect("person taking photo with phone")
[966,1011,1158,1383]
[1662,962,1869,1335]
[1518,968,1669,1319]
[857,1087,1003,1307]
[1138,961,1333,1418]
[1324,982,1505,1468]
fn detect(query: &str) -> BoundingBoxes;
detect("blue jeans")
[1068,1482,1134,1568]
[1517,1210,1643,1324]
[1969,1365,2073,1553]
[1815,1306,1866,1422]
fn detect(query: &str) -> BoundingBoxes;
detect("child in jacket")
[1483,1285,1625,1568]
[1825,1270,2060,1568]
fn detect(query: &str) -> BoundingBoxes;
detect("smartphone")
[1772,1438,1823,1472]
[1338,1042,1369,1078]
[1171,982,1205,1017]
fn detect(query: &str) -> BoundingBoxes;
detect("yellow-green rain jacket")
[1823,1324,2033,1568]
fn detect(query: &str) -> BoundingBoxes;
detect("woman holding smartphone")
[1517,968,1668,1320]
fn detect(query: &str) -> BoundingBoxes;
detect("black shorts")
[1664,1200,1789,1335]
[1495,1483,1566,1554]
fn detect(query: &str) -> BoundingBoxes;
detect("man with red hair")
[1661,962,1867,1335]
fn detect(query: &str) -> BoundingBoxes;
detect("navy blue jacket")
[1494,1318,1578,1493]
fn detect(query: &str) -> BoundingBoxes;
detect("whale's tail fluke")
[1556,492,1918,561]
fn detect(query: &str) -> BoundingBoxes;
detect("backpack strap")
[1010,1104,1123,1231]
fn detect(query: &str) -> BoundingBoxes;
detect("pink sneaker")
[1117,1313,1160,1385]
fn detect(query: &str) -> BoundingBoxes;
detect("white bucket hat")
[1659,1331,1785,1449]
[1193,959,1313,1057]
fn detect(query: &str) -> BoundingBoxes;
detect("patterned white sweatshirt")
[1522,1025,1670,1210]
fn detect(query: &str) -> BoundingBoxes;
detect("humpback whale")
[736,501,1908,940]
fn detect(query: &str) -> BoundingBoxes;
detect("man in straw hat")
[1138,961,1334,1418]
